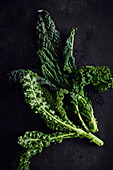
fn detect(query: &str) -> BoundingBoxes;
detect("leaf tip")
[38,9,44,13]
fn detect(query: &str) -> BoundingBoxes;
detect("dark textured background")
[0,0,113,170]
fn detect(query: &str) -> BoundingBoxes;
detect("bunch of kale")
[8,10,113,169]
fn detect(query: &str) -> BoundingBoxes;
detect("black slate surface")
[0,0,113,170]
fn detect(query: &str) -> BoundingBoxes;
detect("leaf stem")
[50,132,76,140]
[78,110,89,132]
[42,107,104,146]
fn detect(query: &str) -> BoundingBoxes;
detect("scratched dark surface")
[0,0,113,170]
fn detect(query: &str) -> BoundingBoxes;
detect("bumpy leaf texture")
[73,66,113,92]
[15,131,76,169]
[63,28,77,74]
[20,70,76,132]
[36,10,62,58]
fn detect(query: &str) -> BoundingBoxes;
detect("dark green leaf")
[36,10,62,58]
[63,28,77,74]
